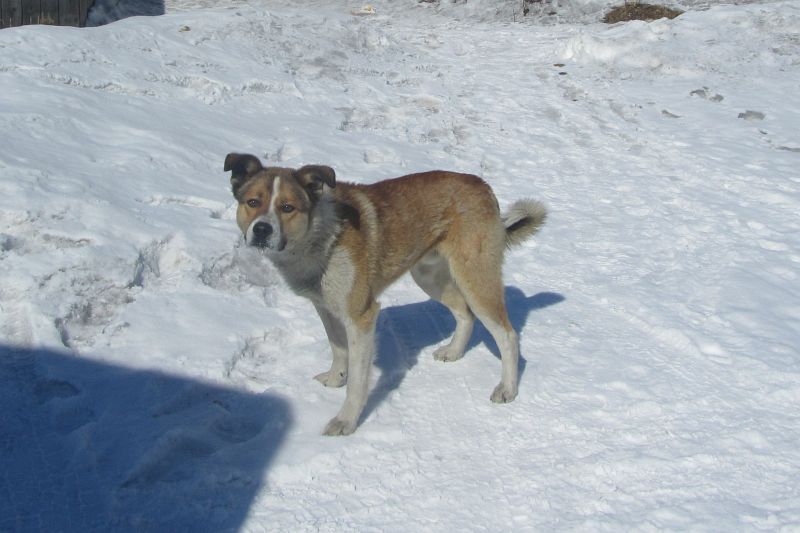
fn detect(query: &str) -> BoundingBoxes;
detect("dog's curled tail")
[503,199,547,248]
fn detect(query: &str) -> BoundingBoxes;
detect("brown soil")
[603,3,683,23]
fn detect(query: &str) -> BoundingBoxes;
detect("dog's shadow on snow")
[0,344,291,532]
[364,288,564,420]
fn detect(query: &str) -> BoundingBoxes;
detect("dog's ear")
[224,153,263,198]
[295,165,336,198]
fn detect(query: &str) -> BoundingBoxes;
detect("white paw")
[433,344,464,362]
[323,417,356,436]
[490,382,518,403]
[314,369,347,388]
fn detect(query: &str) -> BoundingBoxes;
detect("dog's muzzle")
[248,220,287,251]
[250,221,274,249]
[251,221,273,246]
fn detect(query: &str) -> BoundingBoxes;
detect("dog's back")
[332,171,504,292]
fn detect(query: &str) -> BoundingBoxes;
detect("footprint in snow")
[121,430,219,487]
[690,87,724,102]
[738,110,766,121]
[122,385,272,488]
[33,378,97,434]
[34,379,80,404]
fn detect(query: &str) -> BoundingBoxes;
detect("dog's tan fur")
[225,153,547,435]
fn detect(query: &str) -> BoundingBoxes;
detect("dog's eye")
[280,204,295,214]
[246,199,261,208]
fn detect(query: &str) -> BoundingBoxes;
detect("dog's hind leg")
[323,300,380,436]
[482,314,519,403]
[445,231,520,403]
[411,252,474,362]
[313,303,348,388]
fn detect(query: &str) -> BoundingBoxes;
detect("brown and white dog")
[225,153,547,436]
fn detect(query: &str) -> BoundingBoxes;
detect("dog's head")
[224,153,336,252]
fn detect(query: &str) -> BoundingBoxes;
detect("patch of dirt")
[603,3,683,23]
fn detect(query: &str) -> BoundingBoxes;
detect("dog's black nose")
[251,221,273,247]
[253,222,273,238]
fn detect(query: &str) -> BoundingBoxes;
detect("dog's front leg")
[313,303,348,388]
[323,302,379,436]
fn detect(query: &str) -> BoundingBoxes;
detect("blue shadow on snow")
[364,288,564,419]
[0,344,291,532]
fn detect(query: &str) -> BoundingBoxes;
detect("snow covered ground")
[2,0,799,530]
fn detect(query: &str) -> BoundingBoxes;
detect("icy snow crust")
[2,0,799,530]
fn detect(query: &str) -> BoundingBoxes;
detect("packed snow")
[1,0,799,530]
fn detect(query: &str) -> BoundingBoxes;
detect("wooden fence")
[1,0,93,28]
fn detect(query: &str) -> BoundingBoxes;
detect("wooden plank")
[0,0,97,26]
[78,0,88,26]
[0,0,93,27]
[58,0,78,26]
[41,0,58,24]
[13,0,21,27]
[0,0,18,29]
[21,0,40,24]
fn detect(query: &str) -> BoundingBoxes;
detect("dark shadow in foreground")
[364,288,564,419]
[0,344,291,532]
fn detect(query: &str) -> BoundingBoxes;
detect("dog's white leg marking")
[313,303,348,388]
[411,253,474,362]
[323,302,379,436]
[483,319,520,403]
[459,299,519,403]
[435,307,474,362]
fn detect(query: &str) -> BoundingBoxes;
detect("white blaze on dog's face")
[225,153,337,253]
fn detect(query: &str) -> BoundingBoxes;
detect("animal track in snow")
[690,87,724,102]
[130,234,200,288]
[36,235,195,349]
[46,266,134,349]
[121,429,219,487]
[0,208,94,257]
[0,233,21,252]
[123,384,270,488]
[36,378,94,434]
[1,208,108,349]
[210,414,264,444]
[34,379,80,404]
[224,332,282,384]
[738,110,766,121]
